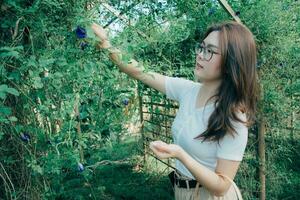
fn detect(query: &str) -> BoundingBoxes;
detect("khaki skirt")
[173,170,242,200]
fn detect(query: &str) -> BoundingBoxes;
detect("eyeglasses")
[195,43,220,61]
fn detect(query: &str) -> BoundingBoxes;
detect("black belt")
[168,171,202,189]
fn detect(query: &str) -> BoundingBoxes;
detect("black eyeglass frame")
[195,43,221,62]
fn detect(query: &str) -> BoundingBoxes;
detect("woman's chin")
[194,75,203,83]
[194,71,202,81]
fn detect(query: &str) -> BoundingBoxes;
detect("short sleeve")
[216,113,248,161]
[165,76,196,103]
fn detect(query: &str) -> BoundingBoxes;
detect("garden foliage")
[0,0,299,199]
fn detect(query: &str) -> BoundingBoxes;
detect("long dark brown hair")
[194,21,260,142]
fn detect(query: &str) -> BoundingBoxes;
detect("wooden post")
[137,84,146,164]
[258,117,266,200]
[290,86,295,140]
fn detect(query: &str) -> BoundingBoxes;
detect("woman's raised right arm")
[91,23,166,95]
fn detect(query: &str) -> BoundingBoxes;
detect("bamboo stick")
[217,0,242,23]
[74,94,84,163]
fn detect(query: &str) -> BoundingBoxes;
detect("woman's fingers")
[91,23,108,40]
[150,141,168,152]
[149,141,182,159]
[150,144,170,159]
[150,141,162,150]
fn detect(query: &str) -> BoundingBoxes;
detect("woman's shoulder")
[230,110,248,136]
[165,76,199,103]
[173,77,200,93]
[166,76,199,89]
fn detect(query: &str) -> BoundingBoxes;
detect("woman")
[92,20,259,199]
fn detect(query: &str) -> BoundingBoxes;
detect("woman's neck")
[200,80,221,98]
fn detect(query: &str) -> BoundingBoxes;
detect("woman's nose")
[196,52,205,62]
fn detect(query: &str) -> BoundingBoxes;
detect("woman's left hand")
[149,140,183,159]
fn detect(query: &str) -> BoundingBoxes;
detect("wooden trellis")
[137,83,176,170]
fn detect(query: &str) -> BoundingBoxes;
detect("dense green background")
[0,0,299,199]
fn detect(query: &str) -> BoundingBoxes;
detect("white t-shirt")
[165,76,248,179]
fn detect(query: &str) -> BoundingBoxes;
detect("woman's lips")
[196,63,204,70]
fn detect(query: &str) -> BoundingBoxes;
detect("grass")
[86,134,174,200]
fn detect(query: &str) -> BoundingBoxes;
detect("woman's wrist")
[99,39,112,49]
[99,40,120,54]
[173,145,186,160]
[98,40,130,69]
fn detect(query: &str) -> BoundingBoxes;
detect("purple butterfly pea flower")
[75,26,87,39]
[20,133,30,142]
[78,163,84,172]
[46,140,52,145]
[208,7,216,16]
[235,11,241,17]
[80,41,88,50]
[122,98,129,106]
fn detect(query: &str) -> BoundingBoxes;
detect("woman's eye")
[208,49,212,53]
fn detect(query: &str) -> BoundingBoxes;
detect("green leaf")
[7,71,21,81]
[0,84,8,92]
[0,51,20,58]
[0,118,8,123]
[0,106,12,116]
[0,46,23,59]
[8,116,18,122]
[0,84,19,97]
[33,77,44,89]
[0,132,4,140]
[0,92,6,99]
[79,111,88,120]
[26,56,38,67]
[0,85,8,99]
[6,87,19,96]
[39,58,56,68]
[86,26,97,39]
[0,46,23,52]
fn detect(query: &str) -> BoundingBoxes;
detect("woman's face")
[194,31,222,83]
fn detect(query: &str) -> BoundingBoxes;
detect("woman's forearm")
[177,150,228,196]
[99,38,166,94]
